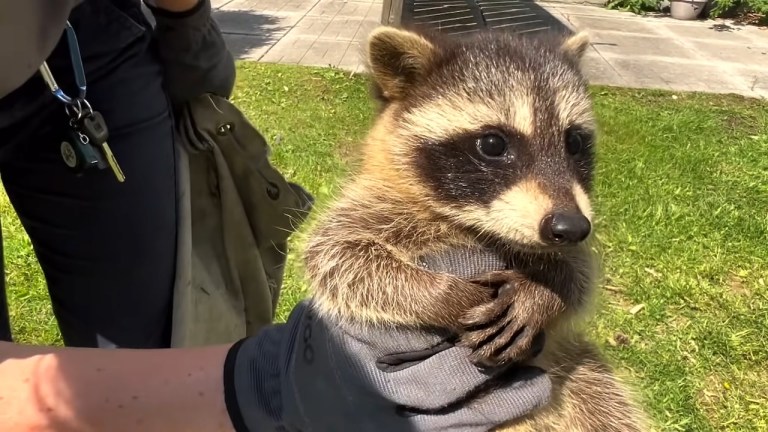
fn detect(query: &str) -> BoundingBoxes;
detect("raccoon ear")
[366,26,436,100]
[561,31,590,60]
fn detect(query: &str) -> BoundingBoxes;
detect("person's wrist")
[223,326,287,432]
[222,302,310,432]
[223,337,251,432]
[143,0,205,18]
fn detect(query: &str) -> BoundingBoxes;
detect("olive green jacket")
[148,0,314,346]
[172,93,313,346]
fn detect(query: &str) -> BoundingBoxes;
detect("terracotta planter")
[670,0,706,19]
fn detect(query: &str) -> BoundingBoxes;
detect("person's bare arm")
[0,341,235,432]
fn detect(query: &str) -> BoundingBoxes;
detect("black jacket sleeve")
[0,0,83,99]
[0,0,234,104]
[143,0,237,105]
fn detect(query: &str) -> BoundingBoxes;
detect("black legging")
[0,0,177,348]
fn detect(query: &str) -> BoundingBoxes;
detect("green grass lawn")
[2,62,767,431]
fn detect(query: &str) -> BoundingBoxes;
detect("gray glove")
[224,245,552,432]
[224,299,551,432]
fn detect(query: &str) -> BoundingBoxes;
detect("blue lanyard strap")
[39,21,87,106]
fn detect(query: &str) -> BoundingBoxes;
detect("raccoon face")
[365,26,596,250]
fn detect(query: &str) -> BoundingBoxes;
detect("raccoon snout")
[540,212,591,245]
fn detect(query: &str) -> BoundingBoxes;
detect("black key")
[81,110,125,182]
[61,127,103,174]
[81,110,109,145]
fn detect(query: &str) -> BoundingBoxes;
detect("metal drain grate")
[403,0,571,36]
[407,0,485,34]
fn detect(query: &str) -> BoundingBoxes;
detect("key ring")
[38,21,87,111]
[38,19,125,183]
[64,97,93,124]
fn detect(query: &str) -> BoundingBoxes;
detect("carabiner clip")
[38,21,87,106]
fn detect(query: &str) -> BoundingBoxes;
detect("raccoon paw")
[458,276,547,368]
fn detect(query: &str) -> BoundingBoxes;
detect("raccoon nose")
[540,212,591,245]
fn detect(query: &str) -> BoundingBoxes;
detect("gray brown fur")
[301,25,649,431]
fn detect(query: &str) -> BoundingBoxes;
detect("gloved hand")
[223,298,552,432]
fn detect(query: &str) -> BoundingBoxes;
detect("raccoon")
[301,25,649,431]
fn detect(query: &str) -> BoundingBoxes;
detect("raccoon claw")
[458,293,508,328]
[467,328,546,369]
[460,317,536,367]
[467,270,518,294]
[458,277,547,367]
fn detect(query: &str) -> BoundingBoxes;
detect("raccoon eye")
[565,127,590,157]
[477,133,507,158]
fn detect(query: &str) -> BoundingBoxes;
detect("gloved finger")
[375,338,456,372]
[417,246,508,280]
[378,331,546,379]
[406,366,552,431]
[375,342,549,410]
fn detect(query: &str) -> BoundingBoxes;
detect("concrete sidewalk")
[212,0,380,72]
[212,0,768,98]
[545,2,768,98]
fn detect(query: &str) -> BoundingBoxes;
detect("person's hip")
[0,0,162,134]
